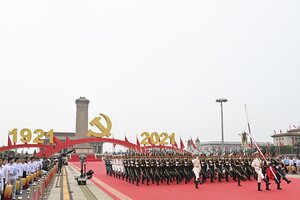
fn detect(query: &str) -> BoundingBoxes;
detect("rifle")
[224,167,233,177]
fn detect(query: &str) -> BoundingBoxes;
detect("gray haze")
[1,0,299,152]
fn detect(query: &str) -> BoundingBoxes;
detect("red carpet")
[71,161,300,200]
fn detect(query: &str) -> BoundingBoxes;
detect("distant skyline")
[1,1,299,152]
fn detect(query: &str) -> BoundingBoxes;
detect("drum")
[4,184,12,198]
[22,178,26,186]
[26,175,31,184]
[16,180,20,190]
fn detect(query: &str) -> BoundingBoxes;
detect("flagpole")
[244,104,279,182]
[244,104,253,153]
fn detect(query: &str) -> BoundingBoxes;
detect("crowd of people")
[282,156,300,174]
[104,151,293,191]
[0,154,55,200]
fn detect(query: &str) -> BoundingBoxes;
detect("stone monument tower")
[75,97,89,139]
[75,97,93,153]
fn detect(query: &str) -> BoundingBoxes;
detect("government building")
[271,128,300,146]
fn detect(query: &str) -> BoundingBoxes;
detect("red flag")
[190,138,197,149]
[8,136,12,146]
[53,136,61,145]
[125,136,129,143]
[180,138,185,150]
[113,136,116,149]
[66,136,71,143]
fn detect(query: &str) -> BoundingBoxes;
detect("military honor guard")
[103,150,292,193]
[192,155,201,189]
[269,152,291,190]
[251,151,270,191]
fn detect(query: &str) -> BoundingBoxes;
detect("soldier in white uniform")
[192,155,201,189]
[251,151,270,191]
[119,157,125,179]
[111,158,117,177]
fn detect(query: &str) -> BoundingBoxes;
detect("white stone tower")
[75,97,93,153]
[75,97,90,139]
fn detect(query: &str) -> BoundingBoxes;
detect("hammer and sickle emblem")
[87,113,112,138]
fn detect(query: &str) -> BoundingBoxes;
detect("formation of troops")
[104,151,292,191]
[0,155,54,200]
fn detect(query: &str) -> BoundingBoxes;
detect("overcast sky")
[1,0,299,152]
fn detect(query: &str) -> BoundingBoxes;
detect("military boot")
[258,182,262,191]
[266,183,271,190]
[263,178,271,186]
[238,177,241,186]
[283,176,291,184]
[277,182,282,190]
[195,181,199,189]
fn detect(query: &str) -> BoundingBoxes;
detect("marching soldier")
[251,151,270,191]
[207,159,216,183]
[149,156,156,184]
[104,156,112,176]
[144,158,151,185]
[123,157,129,181]
[174,157,181,184]
[223,159,231,182]
[129,157,135,184]
[134,157,141,186]
[183,158,191,184]
[200,158,208,183]
[233,158,243,186]
[192,155,201,189]
[270,153,291,190]
[154,158,161,185]
[216,159,224,182]
[164,157,172,185]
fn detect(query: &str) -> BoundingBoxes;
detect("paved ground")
[46,165,112,200]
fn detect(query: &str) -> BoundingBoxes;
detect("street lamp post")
[216,98,228,155]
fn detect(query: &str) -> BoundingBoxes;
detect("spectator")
[296,157,300,175]
[286,156,298,174]
[283,157,290,173]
